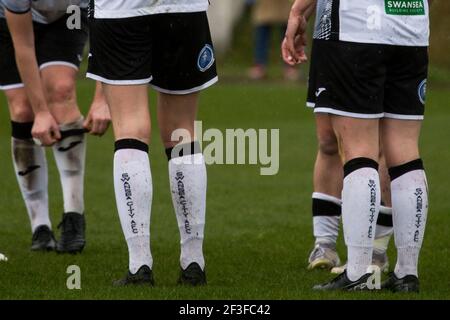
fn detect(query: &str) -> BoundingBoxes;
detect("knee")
[7,95,34,122]
[11,107,34,122]
[46,79,75,105]
[317,132,339,157]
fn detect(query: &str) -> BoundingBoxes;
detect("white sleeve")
[2,0,32,14]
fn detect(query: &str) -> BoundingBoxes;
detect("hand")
[282,8,309,65]
[32,111,61,146]
[84,99,111,136]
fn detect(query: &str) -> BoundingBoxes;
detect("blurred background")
[208,0,450,85]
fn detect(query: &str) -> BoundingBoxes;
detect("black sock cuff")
[166,141,201,161]
[11,121,33,140]
[344,157,379,178]
[389,159,424,181]
[377,212,393,227]
[312,198,342,217]
[115,139,149,153]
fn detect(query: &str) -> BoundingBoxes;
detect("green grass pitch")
[0,80,449,299]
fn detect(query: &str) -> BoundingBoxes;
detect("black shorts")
[307,40,429,120]
[87,12,218,94]
[0,13,88,91]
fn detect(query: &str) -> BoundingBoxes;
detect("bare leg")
[308,114,343,269]
[42,66,86,217]
[103,84,151,143]
[41,66,81,125]
[314,114,343,199]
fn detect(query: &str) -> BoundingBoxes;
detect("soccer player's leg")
[381,120,425,293]
[308,114,342,270]
[380,46,428,293]
[313,117,381,291]
[5,88,55,251]
[150,11,217,286]
[36,13,90,253]
[100,84,155,286]
[157,93,207,286]
[0,18,55,251]
[41,65,87,254]
[87,12,154,286]
[309,40,385,290]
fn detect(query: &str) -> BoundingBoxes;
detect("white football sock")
[342,158,380,281]
[312,192,341,245]
[168,146,206,271]
[114,141,153,273]
[390,159,428,278]
[12,137,50,232]
[52,118,86,214]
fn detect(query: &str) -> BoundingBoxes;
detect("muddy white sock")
[342,158,380,281]
[52,118,86,214]
[11,122,50,232]
[114,139,153,273]
[167,142,206,270]
[390,159,429,278]
[312,192,341,245]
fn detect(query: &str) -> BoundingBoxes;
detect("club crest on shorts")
[418,79,427,104]
[198,45,215,72]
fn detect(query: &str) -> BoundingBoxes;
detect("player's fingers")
[282,38,296,66]
[91,119,103,136]
[288,17,308,64]
[40,132,56,146]
[32,128,50,146]
[298,52,308,63]
[83,114,93,131]
[297,46,308,64]
[293,34,308,64]
[52,126,62,141]
[299,48,308,63]
[91,117,110,136]
[285,39,300,65]
[96,121,108,136]
[284,21,301,63]
[101,121,111,136]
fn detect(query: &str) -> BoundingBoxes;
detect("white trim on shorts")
[0,83,25,91]
[39,61,79,71]
[384,113,424,121]
[314,107,384,119]
[0,61,78,91]
[86,73,153,85]
[150,76,219,95]
[308,105,424,120]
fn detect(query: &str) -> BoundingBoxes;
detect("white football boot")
[308,242,341,270]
